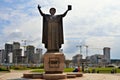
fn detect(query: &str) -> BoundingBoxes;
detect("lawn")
[31,68,74,73]
[31,69,44,73]
[86,67,120,73]
[31,67,120,73]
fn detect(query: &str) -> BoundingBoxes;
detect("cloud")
[7,29,23,39]
[111,38,120,59]
[1,0,120,59]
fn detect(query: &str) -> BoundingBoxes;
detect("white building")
[72,54,83,67]
[8,52,13,63]
[88,54,105,66]
[35,48,43,63]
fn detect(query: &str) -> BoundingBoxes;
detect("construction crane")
[76,45,82,55]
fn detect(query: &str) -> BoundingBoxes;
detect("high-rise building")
[0,49,4,63]
[8,52,13,63]
[26,45,35,63]
[5,43,13,63]
[0,51,2,63]
[72,54,83,66]
[13,42,20,49]
[89,54,104,64]
[34,48,43,64]
[13,49,22,63]
[103,47,111,64]
[12,42,22,63]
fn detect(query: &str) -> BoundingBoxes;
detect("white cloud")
[1,0,120,59]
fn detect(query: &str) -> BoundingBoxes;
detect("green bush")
[0,66,10,71]
[11,65,28,70]
[64,68,74,72]
[86,67,120,73]
[31,69,44,73]
[39,64,44,69]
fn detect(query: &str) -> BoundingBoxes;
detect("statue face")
[49,8,56,15]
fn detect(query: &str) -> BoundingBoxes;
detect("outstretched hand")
[68,5,72,11]
[38,5,41,9]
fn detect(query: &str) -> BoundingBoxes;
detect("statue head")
[49,8,56,15]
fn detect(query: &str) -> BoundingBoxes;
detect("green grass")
[117,68,120,73]
[31,69,44,73]
[31,67,120,73]
[87,67,120,73]
[10,66,29,70]
[31,68,74,73]
[64,68,74,72]
[0,66,10,72]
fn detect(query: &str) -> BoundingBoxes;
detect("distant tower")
[26,45,35,63]
[13,42,20,49]
[0,50,3,63]
[36,48,43,63]
[72,54,83,67]
[13,49,22,64]
[13,42,21,63]
[0,49,5,63]
[103,47,111,64]
[5,43,13,63]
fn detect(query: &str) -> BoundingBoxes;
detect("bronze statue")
[38,5,71,52]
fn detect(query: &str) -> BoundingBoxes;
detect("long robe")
[41,14,64,51]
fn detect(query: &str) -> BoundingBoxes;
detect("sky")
[0,0,120,59]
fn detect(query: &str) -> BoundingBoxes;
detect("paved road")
[76,73,120,80]
[0,70,31,80]
[0,70,120,80]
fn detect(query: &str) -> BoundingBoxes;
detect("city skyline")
[0,0,120,59]
[0,42,43,64]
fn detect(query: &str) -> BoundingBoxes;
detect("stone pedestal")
[44,52,65,73]
[43,73,67,80]
[67,72,83,77]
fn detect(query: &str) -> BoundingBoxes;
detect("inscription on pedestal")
[49,57,60,68]
[44,53,64,73]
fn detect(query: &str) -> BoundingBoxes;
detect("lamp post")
[85,45,88,67]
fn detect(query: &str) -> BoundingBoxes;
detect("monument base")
[44,52,65,74]
[23,72,83,79]
[23,73,43,79]
[67,72,83,77]
[43,73,67,80]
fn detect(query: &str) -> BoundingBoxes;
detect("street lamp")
[85,45,88,67]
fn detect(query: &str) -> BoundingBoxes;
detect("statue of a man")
[38,5,71,52]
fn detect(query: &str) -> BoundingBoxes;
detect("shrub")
[39,64,44,69]
[11,65,28,70]
[0,66,10,71]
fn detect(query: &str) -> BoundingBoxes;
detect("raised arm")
[62,10,69,17]
[62,5,71,17]
[37,5,44,16]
